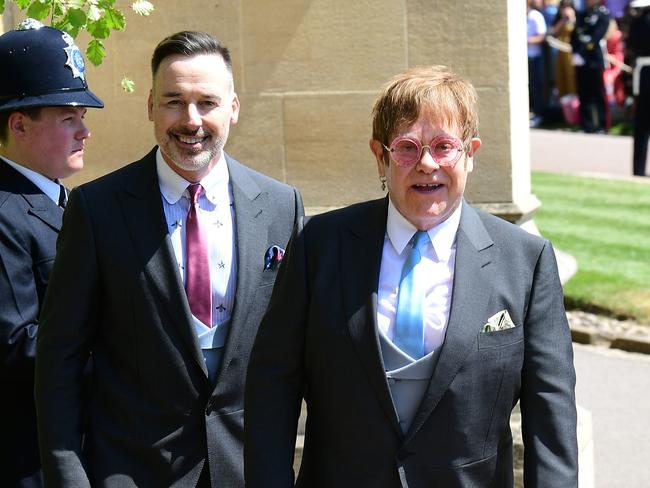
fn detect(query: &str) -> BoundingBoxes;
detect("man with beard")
[34,31,303,487]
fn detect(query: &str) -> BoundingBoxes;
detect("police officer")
[0,19,103,487]
[628,0,650,176]
[571,0,610,132]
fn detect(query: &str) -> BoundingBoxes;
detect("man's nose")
[417,146,440,173]
[184,104,202,127]
[77,122,90,140]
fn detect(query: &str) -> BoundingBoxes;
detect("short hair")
[151,31,233,78]
[0,107,42,143]
[371,65,479,160]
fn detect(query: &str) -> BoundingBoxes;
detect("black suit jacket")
[0,159,63,487]
[245,198,578,487]
[34,148,303,487]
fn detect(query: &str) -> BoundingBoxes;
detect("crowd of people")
[528,0,650,176]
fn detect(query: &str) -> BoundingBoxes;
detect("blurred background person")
[542,0,560,108]
[627,0,650,176]
[528,0,549,126]
[571,0,611,132]
[549,0,578,97]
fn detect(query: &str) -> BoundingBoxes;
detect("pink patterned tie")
[185,183,212,327]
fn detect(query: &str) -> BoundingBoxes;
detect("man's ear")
[468,137,481,157]
[7,112,27,139]
[147,90,154,122]
[230,93,240,125]
[369,138,387,178]
[465,137,481,173]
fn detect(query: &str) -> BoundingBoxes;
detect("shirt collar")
[386,198,462,262]
[1,156,61,205]
[155,148,230,205]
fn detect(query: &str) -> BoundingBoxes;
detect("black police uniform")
[571,4,610,133]
[628,7,650,176]
[0,19,102,487]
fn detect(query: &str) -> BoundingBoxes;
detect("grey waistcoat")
[379,331,442,434]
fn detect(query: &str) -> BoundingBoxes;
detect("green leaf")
[51,1,65,20]
[97,0,115,9]
[86,39,106,66]
[131,0,154,16]
[26,0,51,20]
[121,77,136,93]
[0,0,5,15]
[53,8,84,37]
[87,5,102,21]
[67,7,87,28]
[15,0,31,9]
[87,19,110,39]
[53,19,75,36]
[104,7,126,30]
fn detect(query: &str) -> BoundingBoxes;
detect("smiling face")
[10,106,90,180]
[148,53,240,182]
[371,107,481,231]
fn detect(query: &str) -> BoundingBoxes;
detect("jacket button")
[396,450,411,461]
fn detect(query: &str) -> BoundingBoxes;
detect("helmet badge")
[62,32,86,81]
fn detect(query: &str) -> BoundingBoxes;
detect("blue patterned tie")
[394,230,429,359]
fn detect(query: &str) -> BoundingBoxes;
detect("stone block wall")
[4,0,534,215]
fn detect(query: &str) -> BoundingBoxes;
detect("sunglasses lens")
[392,139,419,165]
[432,139,461,166]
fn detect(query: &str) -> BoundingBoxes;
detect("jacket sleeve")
[35,187,96,488]
[0,206,41,381]
[520,241,578,487]
[244,215,308,488]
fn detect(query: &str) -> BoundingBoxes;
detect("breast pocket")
[477,325,524,350]
[259,268,279,288]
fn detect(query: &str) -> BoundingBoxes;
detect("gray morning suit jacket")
[34,148,303,487]
[245,197,578,488]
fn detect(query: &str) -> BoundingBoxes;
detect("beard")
[160,127,227,172]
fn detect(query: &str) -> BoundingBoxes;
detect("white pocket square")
[482,310,516,333]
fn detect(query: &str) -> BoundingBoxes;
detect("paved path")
[574,344,650,488]
[530,129,649,487]
[530,129,642,179]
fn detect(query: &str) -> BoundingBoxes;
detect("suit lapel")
[405,202,495,442]
[118,149,207,378]
[213,154,267,386]
[342,198,402,436]
[25,193,63,231]
[0,159,63,231]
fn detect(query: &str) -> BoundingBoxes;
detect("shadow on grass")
[564,297,639,322]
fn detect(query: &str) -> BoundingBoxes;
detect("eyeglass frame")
[382,134,467,168]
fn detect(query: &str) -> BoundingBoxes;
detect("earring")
[379,175,387,192]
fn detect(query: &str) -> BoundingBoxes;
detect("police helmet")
[0,18,104,112]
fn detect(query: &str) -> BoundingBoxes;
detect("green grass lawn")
[532,172,650,324]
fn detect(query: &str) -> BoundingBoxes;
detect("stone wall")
[5,0,534,216]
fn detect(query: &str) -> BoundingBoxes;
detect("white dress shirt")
[156,149,236,380]
[2,156,61,205]
[377,200,461,356]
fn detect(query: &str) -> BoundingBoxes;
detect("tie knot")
[412,230,429,251]
[187,183,203,205]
